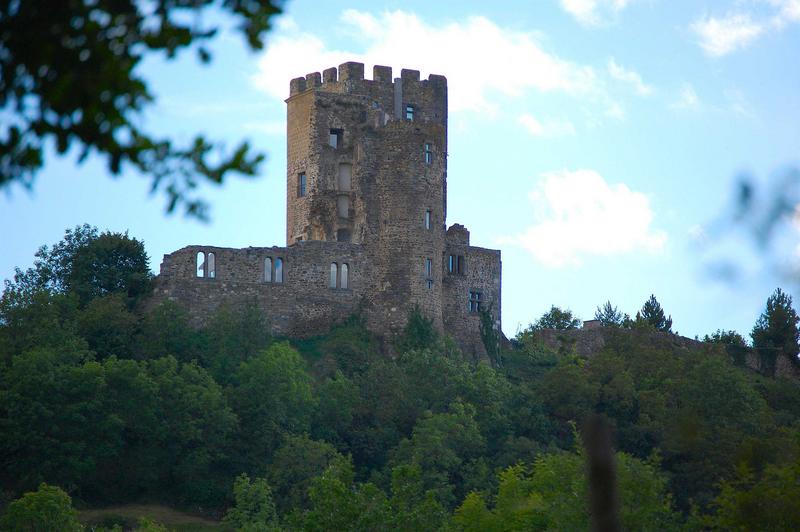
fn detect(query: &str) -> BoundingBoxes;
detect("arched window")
[264,257,272,282]
[275,258,284,283]
[196,251,205,277]
[341,263,349,289]
[207,252,216,278]
[330,263,338,288]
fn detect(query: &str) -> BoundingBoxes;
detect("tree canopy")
[0,0,283,219]
[1,229,799,530]
[594,301,627,327]
[752,287,800,375]
[635,294,673,333]
[527,305,581,331]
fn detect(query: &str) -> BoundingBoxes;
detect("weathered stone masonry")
[152,62,502,355]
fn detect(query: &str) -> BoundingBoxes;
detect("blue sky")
[2,0,799,339]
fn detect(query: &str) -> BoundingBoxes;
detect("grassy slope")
[79,504,228,531]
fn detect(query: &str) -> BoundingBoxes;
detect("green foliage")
[479,304,501,366]
[662,356,772,507]
[2,229,798,527]
[537,362,597,429]
[0,348,120,493]
[751,287,800,375]
[395,306,439,353]
[704,329,749,366]
[229,342,315,467]
[297,456,391,531]
[0,290,87,364]
[387,463,447,531]
[0,1,282,218]
[266,435,343,513]
[635,294,673,333]
[310,370,359,449]
[67,230,152,307]
[2,225,98,304]
[707,461,800,530]
[390,402,486,507]
[594,300,628,327]
[0,483,82,531]
[316,313,378,376]
[136,517,170,531]
[77,294,138,359]
[146,356,238,506]
[525,305,581,331]
[1,225,152,312]
[222,474,280,532]
[200,302,272,384]
[137,300,198,362]
[453,450,681,531]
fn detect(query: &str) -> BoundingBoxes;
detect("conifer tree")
[751,288,800,375]
[636,295,672,333]
[594,301,628,327]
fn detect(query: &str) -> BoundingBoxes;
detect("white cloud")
[499,169,667,267]
[672,83,700,110]
[691,13,764,56]
[252,10,604,113]
[607,58,653,96]
[559,0,634,26]
[518,113,576,137]
[691,2,800,57]
[770,0,800,27]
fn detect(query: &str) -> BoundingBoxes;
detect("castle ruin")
[152,62,502,354]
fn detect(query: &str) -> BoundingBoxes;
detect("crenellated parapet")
[289,61,447,97]
[288,62,447,129]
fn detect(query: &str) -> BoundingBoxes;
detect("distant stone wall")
[533,326,800,382]
[152,242,366,337]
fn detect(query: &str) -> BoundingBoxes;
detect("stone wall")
[152,242,366,337]
[442,225,502,357]
[533,326,800,382]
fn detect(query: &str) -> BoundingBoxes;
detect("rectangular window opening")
[297,172,307,197]
[329,129,343,148]
[469,291,482,313]
[405,104,414,121]
[424,210,431,230]
[424,143,433,164]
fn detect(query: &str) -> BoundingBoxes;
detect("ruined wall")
[152,242,366,337]
[442,225,502,356]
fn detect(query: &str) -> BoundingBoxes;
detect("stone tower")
[286,62,449,331]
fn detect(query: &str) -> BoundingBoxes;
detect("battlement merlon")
[287,62,447,97]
